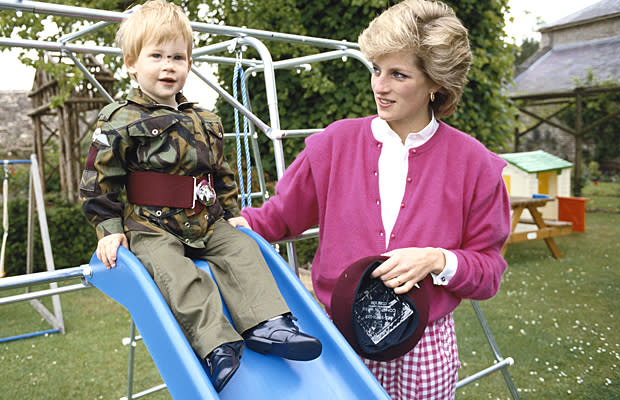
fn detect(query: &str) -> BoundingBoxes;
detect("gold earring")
[430,92,435,102]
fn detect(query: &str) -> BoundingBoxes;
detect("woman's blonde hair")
[358,0,471,117]
[116,0,193,67]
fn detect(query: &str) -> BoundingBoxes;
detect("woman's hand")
[96,233,129,269]
[228,216,252,229]
[370,247,446,294]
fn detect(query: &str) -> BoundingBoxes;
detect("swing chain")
[232,49,252,209]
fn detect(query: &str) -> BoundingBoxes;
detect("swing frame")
[0,156,66,343]
[0,1,519,399]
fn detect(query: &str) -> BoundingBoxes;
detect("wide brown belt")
[127,171,215,209]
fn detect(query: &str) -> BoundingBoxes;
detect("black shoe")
[242,314,322,361]
[204,341,244,392]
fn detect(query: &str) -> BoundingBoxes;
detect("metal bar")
[0,283,88,305]
[119,383,167,400]
[64,50,115,103]
[60,20,116,44]
[0,328,60,344]
[273,227,319,245]
[190,65,271,135]
[456,357,514,388]
[0,159,31,164]
[0,0,359,50]
[236,36,285,173]
[246,49,372,74]
[191,39,242,58]
[193,55,257,67]
[471,300,521,399]
[278,129,322,138]
[0,265,91,291]
[0,37,121,55]
[0,0,125,21]
[28,155,65,334]
[126,320,137,400]
[59,7,136,44]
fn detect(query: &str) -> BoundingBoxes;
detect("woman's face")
[370,51,439,138]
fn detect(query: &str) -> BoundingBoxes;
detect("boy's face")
[126,37,191,107]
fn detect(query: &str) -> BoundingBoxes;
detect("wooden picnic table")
[502,196,573,259]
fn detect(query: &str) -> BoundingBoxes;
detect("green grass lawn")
[1,182,619,399]
[455,182,620,400]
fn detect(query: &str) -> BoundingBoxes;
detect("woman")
[230,0,511,398]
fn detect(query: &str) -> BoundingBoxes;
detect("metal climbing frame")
[0,156,68,342]
[0,1,519,398]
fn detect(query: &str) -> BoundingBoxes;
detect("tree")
[1,0,518,180]
[0,1,219,103]
[205,0,517,179]
[514,37,540,66]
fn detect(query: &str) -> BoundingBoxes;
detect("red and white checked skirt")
[363,313,460,400]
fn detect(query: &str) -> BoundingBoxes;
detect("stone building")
[509,0,620,190]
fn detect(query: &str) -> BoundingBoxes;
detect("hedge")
[1,197,98,277]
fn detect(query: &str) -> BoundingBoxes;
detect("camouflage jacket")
[79,88,240,248]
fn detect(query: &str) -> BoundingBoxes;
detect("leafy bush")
[1,197,97,276]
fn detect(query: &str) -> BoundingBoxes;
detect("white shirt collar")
[371,113,439,149]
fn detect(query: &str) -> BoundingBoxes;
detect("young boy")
[79,0,320,392]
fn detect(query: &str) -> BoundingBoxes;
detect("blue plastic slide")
[85,227,389,399]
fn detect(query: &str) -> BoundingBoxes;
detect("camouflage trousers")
[128,219,290,358]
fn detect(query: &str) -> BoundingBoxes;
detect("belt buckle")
[194,176,216,207]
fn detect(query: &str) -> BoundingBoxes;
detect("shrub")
[1,197,97,276]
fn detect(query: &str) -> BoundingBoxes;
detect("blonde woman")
[230,0,511,398]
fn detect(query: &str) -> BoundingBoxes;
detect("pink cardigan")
[242,116,511,322]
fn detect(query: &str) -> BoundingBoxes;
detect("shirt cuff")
[95,218,125,240]
[430,248,458,286]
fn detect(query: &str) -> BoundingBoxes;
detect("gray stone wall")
[0,90,34,158]
[541,18,620,48]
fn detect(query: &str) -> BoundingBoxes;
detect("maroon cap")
[331,256,431,361]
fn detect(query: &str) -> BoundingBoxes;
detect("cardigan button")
[400,203,405,208]
[373,170,378,176]
[390,234,396,239]
[379,231,384,237]
[407,177,412,183]
[376,200,380,205]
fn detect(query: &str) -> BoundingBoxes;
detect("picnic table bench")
[501,196,573,259]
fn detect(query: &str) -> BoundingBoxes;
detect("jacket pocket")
[127,115,180,169]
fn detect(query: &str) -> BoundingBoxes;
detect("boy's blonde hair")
[358,0,471,117]
[116,0,193,67]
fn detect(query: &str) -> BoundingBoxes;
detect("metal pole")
[468,300,521,399]
[126,320,137,400]
[63,50,115,103]
[0,265,91,291]
[0,37,120,55]
[0,283,88,306]
[246,49,372,74]
[0,0,360,50]
[190,65,271,135]
[0,159,31,165]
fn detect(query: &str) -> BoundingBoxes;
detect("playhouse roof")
[500,150,573,173]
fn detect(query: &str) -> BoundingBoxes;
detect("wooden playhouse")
[500,150,573,220]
